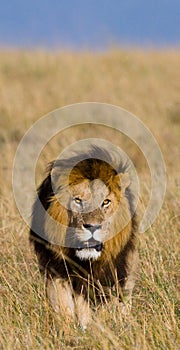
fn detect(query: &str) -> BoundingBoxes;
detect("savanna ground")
[0,49,179,349]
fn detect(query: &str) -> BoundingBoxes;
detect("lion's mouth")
[77,239,103,252]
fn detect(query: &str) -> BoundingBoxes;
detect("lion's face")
[67,177,121,260]
[47,158,131,261]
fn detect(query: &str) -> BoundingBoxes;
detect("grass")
[0,48,179,349]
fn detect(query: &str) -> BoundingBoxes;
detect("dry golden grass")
[0,49,179,349]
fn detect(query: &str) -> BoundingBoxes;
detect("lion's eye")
[74,197,82,205]
[102,199,111,208]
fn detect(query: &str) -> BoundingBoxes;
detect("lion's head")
[38,147,135,261]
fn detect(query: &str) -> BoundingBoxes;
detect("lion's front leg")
[119,249,139,315]
[46,278,91,328]
[46,278,75,321]
[74,293,91,330]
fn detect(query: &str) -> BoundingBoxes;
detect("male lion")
[30,146,139,328]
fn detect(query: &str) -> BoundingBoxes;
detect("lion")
[30,146,139,328]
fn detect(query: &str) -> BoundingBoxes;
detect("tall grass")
[0,49,179,349]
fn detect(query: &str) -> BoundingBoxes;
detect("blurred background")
[0,1,180,349]
[0,0,179,49]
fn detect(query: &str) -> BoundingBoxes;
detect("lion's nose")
[83,224,101,234]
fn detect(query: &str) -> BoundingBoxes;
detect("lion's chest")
[64,257,116,300]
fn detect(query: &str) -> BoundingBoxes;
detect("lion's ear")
[116,173,130,192]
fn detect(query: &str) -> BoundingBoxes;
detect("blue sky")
[0,0,179,49]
